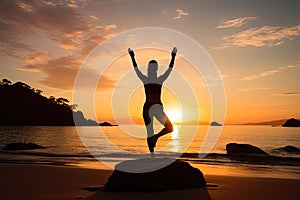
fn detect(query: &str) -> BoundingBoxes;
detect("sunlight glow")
[170,125,180,152]
[170,125,179,139]
[166,109,182,122]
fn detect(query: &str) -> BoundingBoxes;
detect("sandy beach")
[1,163,299,200]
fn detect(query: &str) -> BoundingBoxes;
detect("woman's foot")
[147,135,158,152]
[150,152,155,158]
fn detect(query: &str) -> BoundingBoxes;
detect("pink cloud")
[216,16,257,29]
[173,9,189,20]
[219,25,300,48]
[90,15,99,20]
[242,63,300,81]
[1,0,118,90]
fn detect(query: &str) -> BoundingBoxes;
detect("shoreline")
[1,163,299,200]
[1,154,299,180]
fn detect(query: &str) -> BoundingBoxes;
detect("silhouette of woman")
[128,47,177,157]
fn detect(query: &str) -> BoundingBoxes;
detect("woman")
[128,47,177,157]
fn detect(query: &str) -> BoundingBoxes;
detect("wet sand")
[0,163,299,200]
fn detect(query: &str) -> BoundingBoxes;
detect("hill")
[240,119,289,126]
[282,118,300,127]
[0,80,97,126]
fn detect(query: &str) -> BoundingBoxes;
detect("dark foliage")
[0,81,97,126]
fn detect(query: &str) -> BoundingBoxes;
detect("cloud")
[18,55,115,90]
[1,0,118,90]
[218,25,300,48]
[0,19,35,57]
[16,65,41,73]
[216,16,257,29]
[22,51,51,63]
[90,15,99,20]
[0,0,117,53]
[43,0,89,8]
[273,92,300,96]
[237,87,272,92]
[17,1,34,12]
[242,63,300,81]
[173,9,189,20]
[0,0,89,54]
[105,24,117,30]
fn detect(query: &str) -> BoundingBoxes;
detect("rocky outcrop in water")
[225,143,300,166]
[273,145,300,154]
[3,142,45,150]
[226,143,268,156]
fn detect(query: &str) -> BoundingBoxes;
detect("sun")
[166,109,182,122]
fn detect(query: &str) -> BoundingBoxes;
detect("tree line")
[0,78,78,110]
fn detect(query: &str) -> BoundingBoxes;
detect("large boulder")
[226,143,268,156]
[3,142,45,150]
[103,158,206,192]
[282,118,300,127]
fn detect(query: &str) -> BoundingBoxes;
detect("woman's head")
[148,60,158,77]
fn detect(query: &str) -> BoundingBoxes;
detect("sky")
[1,0,299,124]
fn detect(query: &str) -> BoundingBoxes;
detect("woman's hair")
[149,60,158,64]
[148,60,158,74]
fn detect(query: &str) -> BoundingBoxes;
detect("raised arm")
[128,48,147,82]
[158,47,177,82]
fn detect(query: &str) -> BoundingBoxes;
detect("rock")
[103,158,206,192]
[274,145,300,154]
[282,118,300,127]
[3,142,45,150]
[226,143,268,156]
[99,122,117,126]
[226,143,300,165]
[210,121,222,126]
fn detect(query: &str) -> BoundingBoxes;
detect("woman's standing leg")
[143,104,155,157]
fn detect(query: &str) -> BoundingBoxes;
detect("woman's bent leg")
[155,106,173,138]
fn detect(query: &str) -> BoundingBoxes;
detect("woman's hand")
[128,48,135,58]
[172,47,177,57]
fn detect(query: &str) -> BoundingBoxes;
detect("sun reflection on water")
[169,125,180,152]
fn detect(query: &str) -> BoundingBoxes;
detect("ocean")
[0,125,299,179]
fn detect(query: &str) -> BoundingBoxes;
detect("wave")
[1,150,300,167]
[0,150,93,158]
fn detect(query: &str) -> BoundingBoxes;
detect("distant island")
[240,118,300,127]
[210,121,223,126]
[0,79,98,126]
[99,122,118,126]
[240,118,299,126]
[282,118,300,127]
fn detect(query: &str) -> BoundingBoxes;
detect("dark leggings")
[143,103,173,138]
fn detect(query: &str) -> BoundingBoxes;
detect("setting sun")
[165,109,182,122]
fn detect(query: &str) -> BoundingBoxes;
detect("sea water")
[0,125,299,178]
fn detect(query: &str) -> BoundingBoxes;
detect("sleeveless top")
[144,83,162,105]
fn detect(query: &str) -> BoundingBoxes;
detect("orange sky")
[1,0,299,124]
